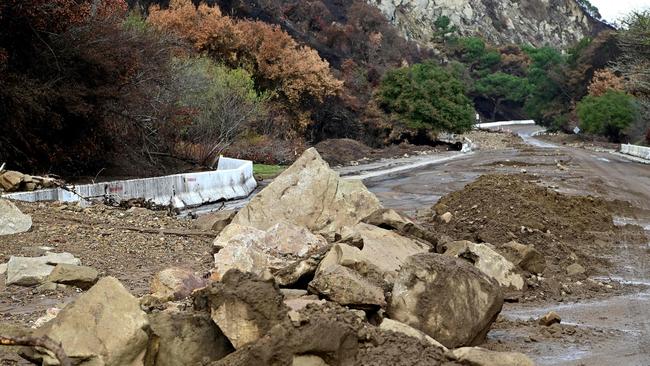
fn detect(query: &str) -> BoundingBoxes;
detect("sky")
[590,0,650,23]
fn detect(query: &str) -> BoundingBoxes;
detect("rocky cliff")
[370,0,607,48]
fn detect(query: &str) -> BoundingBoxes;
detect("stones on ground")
[309,264,386,309]
[24,277,149,365]
[0,199,32,236]
[379,318,448,351]
[443,240,524,290]
[231,147,382,239]
[497,240,546,274]
[451,347,535,366]
[566,263,586,276]
[48,263,99,290]
[196,270,288,349]
[6,252,81,286]
[438,212,453,224]
[194,209,237,233]
[150,267,207,301]
[388,253,503,348]
[538,311,561,326]
[147,308,234,366]
[212,221,328,284]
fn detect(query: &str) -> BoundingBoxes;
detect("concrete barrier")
[475,120,535,129]
[620,144,650,161]
[2,157,256,210]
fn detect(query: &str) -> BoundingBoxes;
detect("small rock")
[284,297,325,312]
[280,289,308,299]
[566,263,586,276]
[439,212,453,224]
[308,264,386,309]
[538,311,561,326]
[0,171,24,191]
[497,241,546,274]
[194,210,237,233]
[292,355,330,366]
[379,318,447,351]
[32,307,61,329]
[0,199,32,236]
[6,253,81,286]
[48,263,99,290]
[451,347,535,366]
[150,267,206,301]
[34,281,58,293]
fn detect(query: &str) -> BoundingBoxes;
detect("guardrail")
[474,120,535,129]
[620,144,650,161]
[1,157,256,209]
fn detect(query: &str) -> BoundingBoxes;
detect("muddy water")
[364,125,650,365]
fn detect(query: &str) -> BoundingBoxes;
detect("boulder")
[213,222,328,284]
[538,311,561,326]
[443,241,524,290]
[147,308,234,366]
[361,208,437,247]
[25,277,149,365]
[497,241,546,274]
[231,148,382,239]
[379,318,447,351]
[194,210,237,233]
[388,253,503,348]
[335,223,429,279]
[6,252,81,286]
[566,263,586,276]
[0,199,32,236]
[150,267,207,301]
[308,264,386,309]
[196,270,288,349]
[48,263,99,290]
[451,347,535,366]
[0,171,24,191]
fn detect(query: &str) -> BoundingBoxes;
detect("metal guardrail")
[474,120,536,129]
[1,157,256,209]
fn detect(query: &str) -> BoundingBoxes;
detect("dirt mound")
[315,139,374,166]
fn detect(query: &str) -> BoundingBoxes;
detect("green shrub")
[377,61,474,134]
[576,91,639,141]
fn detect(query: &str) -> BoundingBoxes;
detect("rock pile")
[9,149,534,366]
[0,170,58,192]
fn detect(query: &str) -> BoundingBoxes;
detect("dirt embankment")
[427,174,647,302]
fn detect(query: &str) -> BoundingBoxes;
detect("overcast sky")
[590,0,650,23]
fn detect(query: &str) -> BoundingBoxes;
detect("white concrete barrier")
[2,157,256,210]
[475,120,535,129]
[620,144,650,161]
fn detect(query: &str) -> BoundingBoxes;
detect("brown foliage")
[147,0,342,105]
[498,45,531,77]
[587,69,625,97]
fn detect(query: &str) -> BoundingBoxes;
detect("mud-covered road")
[364,125,650,365]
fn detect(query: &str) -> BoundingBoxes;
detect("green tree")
[576,91,639,141]
[433,16,458,44]
[523,46,566,125]
[377,61,474,133]
[474,72,530,119]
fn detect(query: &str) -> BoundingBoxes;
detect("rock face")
[6,253,81,286]
[451,347,535,366]
[388,253,503,348]
[148,309,234,366]
[309,264,386,309]
[213,221,329,283]
[444,241,524,290]
[371,0,607,49]
[47,263,99,290]
[231,148,382,239]
[26,277,149,365]
[197,270,288,349]
[0,199,32,236]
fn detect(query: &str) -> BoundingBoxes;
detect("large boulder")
[388,253,503,348]
[213,221,328,284]
[451,347,535,366]
[0,171,24,192]
[195,270,288,349]
[47,263,99,290]
[335,223,429,279]
[147,308,234,366]
[362,208,437,247]
[496,241,546,274]
[24,277,149,365]
[443,241,524,291]
[231,148,382,239]
[308,264,386,309]
[150,267,207,301]
[0,199,32,236]
[6,252,81,286]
